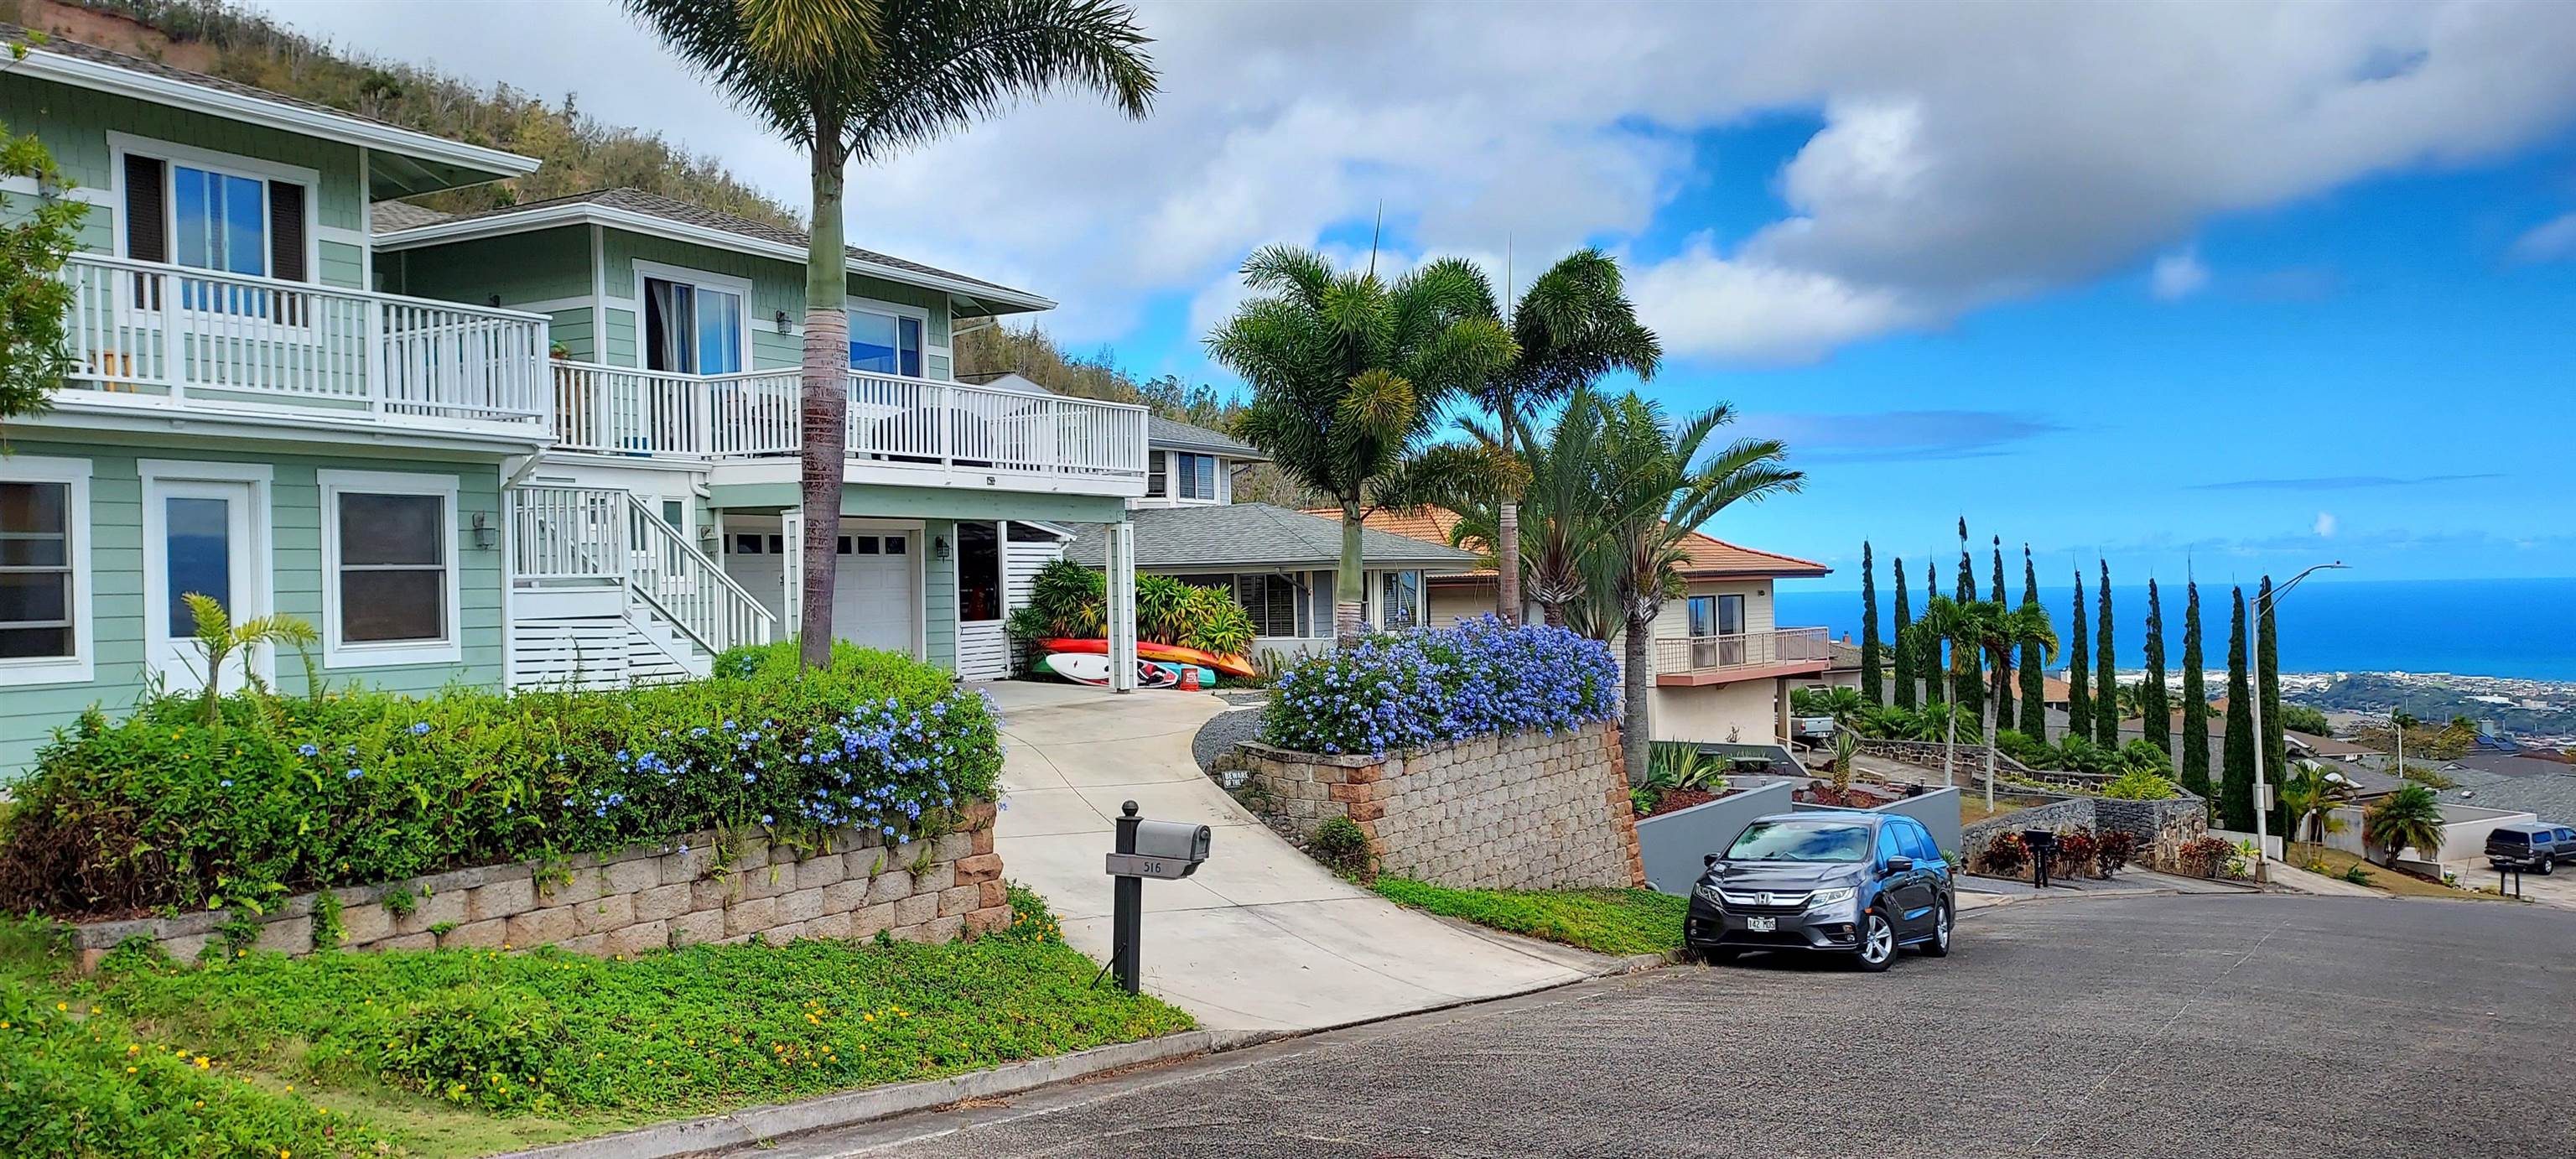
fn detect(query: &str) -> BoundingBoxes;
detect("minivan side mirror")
[1704,854,1722,870]
[1883,855,1915,875]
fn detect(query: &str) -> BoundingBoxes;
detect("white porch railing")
[510,485,775,655]
[59,252,548,426]
[549,361,1148,479]
[1652,626,1835,677]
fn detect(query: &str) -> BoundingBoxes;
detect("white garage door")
[832,532,917,656]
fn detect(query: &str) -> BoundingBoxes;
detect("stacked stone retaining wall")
[1961,795,2210,875]
[1238,720,1644,891]
[68,803,1005,970]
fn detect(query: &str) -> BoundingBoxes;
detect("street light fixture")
[2250,560,2347,883]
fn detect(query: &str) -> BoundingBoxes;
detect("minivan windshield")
[1726,819,1872,863]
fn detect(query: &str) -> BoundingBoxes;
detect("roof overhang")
[376,202,1057,313]
[13,45,538,195]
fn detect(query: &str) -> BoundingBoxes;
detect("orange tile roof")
[1306,507,1830,580]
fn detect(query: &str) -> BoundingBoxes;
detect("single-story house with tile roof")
[1063,503,1479,665]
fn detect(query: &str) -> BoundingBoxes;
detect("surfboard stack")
[1031,637,1254,689]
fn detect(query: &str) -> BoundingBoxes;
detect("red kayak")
[1036,637,1257,679]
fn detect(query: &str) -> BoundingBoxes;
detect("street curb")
[486,1032,1218,1159]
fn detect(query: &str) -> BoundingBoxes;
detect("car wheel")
[1851,911,1896,973]
[2541,857,2556,876]
[1919,897,1953,958]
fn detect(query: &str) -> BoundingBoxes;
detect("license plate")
[1747,916,1777,933]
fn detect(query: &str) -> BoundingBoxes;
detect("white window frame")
[106,132,321,280]
[1174,453,1219,502]
[631,259,753,374]
[318,469,462,668]
[845,294,933,379]
[0,455,94,685]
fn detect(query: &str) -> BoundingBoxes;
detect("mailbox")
[1104,801,1216,994]
[1133,819,1213,866]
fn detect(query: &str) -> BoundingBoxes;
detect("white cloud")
[244,0,2576,358]
[2315,511,2340,538]
[2152,249,2212,300]
[2508,211,2576,263]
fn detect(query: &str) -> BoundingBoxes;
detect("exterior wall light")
[469,511,499,550]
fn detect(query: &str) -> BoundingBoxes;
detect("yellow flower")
[126,1066,137,1073]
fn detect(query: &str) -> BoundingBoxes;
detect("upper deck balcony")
[550,361,1150,498]
[1652,626,1836,685]
[54,252,551,442]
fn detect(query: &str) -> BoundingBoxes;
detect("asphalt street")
[756,894,2576,1158]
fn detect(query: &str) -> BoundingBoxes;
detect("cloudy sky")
[259,0,2576,586]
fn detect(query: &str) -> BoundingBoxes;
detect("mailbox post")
[1104,801,1212,995]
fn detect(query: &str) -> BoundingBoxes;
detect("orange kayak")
[1036,637,1257,679]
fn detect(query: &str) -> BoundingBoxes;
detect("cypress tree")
[1922,564,1945,711]
[2179,580,2211,798]
[1891,557,1916,710]
[2095,560,2119,746]
[2018,545,2046,740]
[2065,568,2090,737]
[2142,579,2170,756]
[1952,520,1981,727]
[2220,586,2256,831]
[1859,543,1883,704]
[1989,536,2013,730]
[2257,574,2288,828]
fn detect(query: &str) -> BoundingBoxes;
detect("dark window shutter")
[268,181,306,282]
[123,154,166,262]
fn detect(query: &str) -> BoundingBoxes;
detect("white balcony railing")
[58,253,549,428]
[510,485,775,655]
[1651,626,1835,678]
[551,361,1148,480]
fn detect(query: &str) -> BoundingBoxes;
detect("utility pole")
[2250,560,2347,883]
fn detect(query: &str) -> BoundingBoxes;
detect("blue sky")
[266,1,2576,587]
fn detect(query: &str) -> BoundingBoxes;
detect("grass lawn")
[1961,794,2054,828]
[0,887,1191,1158]
[1372,878,1685,957]
[2295,846,2486,901]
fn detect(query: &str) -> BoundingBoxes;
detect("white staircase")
[506,486,775,689]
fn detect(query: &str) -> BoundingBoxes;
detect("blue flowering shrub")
[1258,617,1619,756]
[0,640,1000,918]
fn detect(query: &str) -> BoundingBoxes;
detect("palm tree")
[1965,599,2056,810]
[626,0,1158,668]
[2277,760,2354,856]
[1463,249,1659,623]
[1449,394,1613,634]
[2363,782,2445,866]
[1591,392,1801,784]
[1213,247,1517,644]
[1903,595,1981,791]
[178,592,318,727]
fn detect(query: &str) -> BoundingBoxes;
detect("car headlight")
[1805,887,1856,911]
[1696,882,1725,905]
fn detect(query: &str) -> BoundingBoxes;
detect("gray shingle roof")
[2445,753,2575,779]
[1065,504,1480,572]
[386,187,1041,303]
[1147,415,1260,457]
[371,200,455,233]
[2441,767,2576,825]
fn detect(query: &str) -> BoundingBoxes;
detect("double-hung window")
[1233,574,1302,638]
[848,305,924,378]
[0,458,91,683]
[1175,453,1218,501]
[641,273,745,375]
[319,470,460,668]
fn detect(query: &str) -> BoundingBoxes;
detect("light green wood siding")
[382,226,592,305]
[597,231,955,375]
[922,518,957,670]
[318,240,365,290]
[546,308,595,361]
[0,439,509,777]
[0,73,366,236]
[602,307,637,366]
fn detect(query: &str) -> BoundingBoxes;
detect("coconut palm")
[1589,392,1801,785]
[1213,247,1518,645]
[1462,249,1660,623]
[1964,598,2056,809]
[2363,782,2445,865]
[626,0,1158,668]
[2277,760,2355,855]
[1903,596,1977,790]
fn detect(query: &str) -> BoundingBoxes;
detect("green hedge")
[0,641,1000,918]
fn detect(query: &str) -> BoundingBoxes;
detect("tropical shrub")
[1259,617,1619,756]
[2362,782,2445,865]
[0,640,1000,917]
[1646,741,1723,793]
[2096,828,2138,876]
[2176,834,2236,878]
[2102,767,2183,800]
[1006,560,1255,657]
[1010,558,1107,641]
[2054,826,2101,879]
[1972,831,2028,876]
[1309,816,1374,879]
[1992,728,2054,768]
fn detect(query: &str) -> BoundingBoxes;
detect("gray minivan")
[2485,823,2576,872]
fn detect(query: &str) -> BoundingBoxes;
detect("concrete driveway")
[984,680,1614,1042]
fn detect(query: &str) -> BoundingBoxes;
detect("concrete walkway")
[2257,859,2386,898]
[984,681,1617,1042]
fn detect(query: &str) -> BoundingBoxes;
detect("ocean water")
[1774,577,2576,683]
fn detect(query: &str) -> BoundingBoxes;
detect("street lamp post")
[2249,560,2348,883]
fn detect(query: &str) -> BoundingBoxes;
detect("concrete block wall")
[67,803,1006,970]
[1240,720,1644,891]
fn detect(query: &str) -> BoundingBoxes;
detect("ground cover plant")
[1372,878,1684,957]
[0,888,1191,1156]
[0,640,1000,917]
[1259,617,1618,756]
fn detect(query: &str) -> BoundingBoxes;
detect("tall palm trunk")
[797,122,851,670]
[1622,612,1652,786]
[1540,600,1566,629]
[1497,501,1521,623]
[1335,500,1367,647]
[1980,686,1997,807]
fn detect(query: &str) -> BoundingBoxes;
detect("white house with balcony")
[0,26,1150,774]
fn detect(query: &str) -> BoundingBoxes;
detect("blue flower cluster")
[1258,616,1618,756]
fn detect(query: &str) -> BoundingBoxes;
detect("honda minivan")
[1684,811,1954,972]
